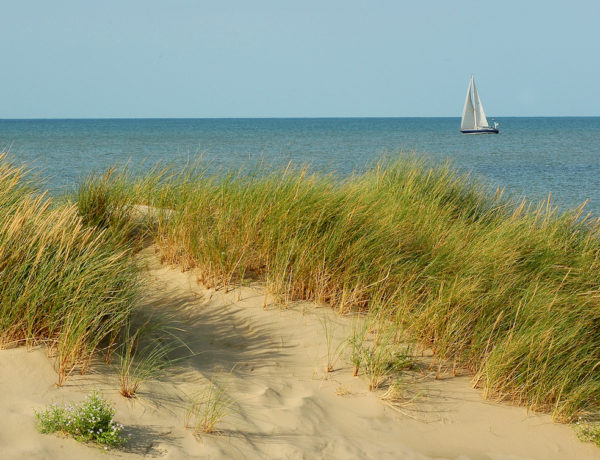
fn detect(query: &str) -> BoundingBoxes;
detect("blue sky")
[1,0,597,118]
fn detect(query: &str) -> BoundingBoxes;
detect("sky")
[0,0,598,118]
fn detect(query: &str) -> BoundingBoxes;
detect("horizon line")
[1,115,599,121]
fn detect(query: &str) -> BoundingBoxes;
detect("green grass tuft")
[0,155,140,385]
[184,381,233,434]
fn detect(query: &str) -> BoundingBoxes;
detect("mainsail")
[472,79,489,128]
[461,75,491,130]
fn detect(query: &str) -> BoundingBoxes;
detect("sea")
[1,117,599,212]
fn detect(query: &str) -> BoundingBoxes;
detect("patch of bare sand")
[0,247,598,459]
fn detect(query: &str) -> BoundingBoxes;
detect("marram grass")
[76,155,600,421]
[0,156,139,385]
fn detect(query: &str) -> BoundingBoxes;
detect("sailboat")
[460,75,499,134]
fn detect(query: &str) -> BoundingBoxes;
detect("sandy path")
[0,248,598,459]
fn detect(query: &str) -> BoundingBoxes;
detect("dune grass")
[116,314,189,398]
[74,155,600,421]
[0,156,139,385]
[184,380,233,435]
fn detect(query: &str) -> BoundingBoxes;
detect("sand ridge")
[0,247,598,459]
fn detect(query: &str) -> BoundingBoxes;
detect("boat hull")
[460,128,499,134]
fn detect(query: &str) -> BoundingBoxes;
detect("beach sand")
[0,247,598,459]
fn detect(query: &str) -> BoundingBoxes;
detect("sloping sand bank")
[0,248,598,459]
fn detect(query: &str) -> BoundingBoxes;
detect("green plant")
[184,381,232,434]
[74,165,160,248]
[320,316,346,373]
[362,330,412,391]
[117,317,187,398]
[35,391,126,447]
[574,418,600,447]
[348,318,370,376]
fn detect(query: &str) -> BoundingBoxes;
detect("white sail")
[472,79,489,128]
[461,77,476,130]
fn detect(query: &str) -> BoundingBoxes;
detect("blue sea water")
[0,117,599,212]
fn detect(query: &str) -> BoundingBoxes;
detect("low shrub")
[574,418,600,447]
[35,391,126,447]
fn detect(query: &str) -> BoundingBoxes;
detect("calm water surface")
[0,117,598,211]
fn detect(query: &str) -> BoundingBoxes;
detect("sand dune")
[0,248,598,459]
